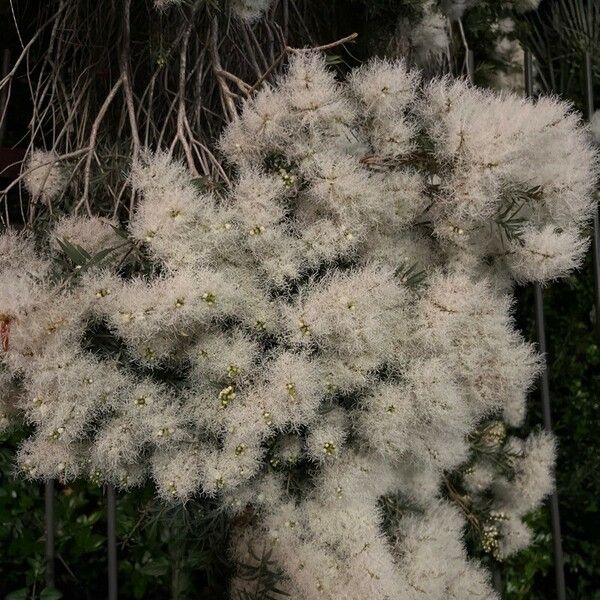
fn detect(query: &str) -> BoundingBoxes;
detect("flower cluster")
[23,150,66,204]
[153,0,273,21]
[443,0,542,19]
[393,0,543,68]
[1,53,597,598]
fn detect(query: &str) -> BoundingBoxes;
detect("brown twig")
[248,32,358,95]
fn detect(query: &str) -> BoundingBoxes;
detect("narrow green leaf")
[190,176,210,193]
[40,588,63,600]
[5,589,28,600]
[109,223,129,239]
[56,238,89,266]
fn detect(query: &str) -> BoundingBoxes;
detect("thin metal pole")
[525,48,567,600]
[584,52,594,121]
[584,51,600,339]
[44,479,55,588]
[524,48,534,97]
[533,286,566,600]
[107,484,118,600]
[492,567,502,594]
[466,49,475,84]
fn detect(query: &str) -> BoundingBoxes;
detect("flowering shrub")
[0,53,597,598]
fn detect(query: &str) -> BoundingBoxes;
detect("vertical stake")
[525,48,567,600]
[534,284,567,600]
[44,479,55,589]
[492,566,502,594]
[107,484,118,600]
[584,51,600,339]
[466,49,475,84]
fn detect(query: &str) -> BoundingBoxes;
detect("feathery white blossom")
[513,0,542,13]
[23,150,66,204]
[230,0,273,21]
[3,51,597,597]
[591,110,600,144]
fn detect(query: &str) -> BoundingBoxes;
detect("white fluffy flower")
[51,215,126,264]
[23,150,66,203]
[513,0,542,13]
[506,226,590,283]
[441,0,481,20]
[349,58,419,120]
[230,0,273,21]
[493,431,556,516]
[590,110,600,144]
[399,2,449,67]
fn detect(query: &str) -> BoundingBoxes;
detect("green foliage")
[503,253,600,599]
[232,546,290,600]
[116,497,232,600]
[495,186,542,246]
[0,428,232,600]
[54,238,129,277]
[394,262,428,289]
[502,509,554,599]
[1,428,108,599]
